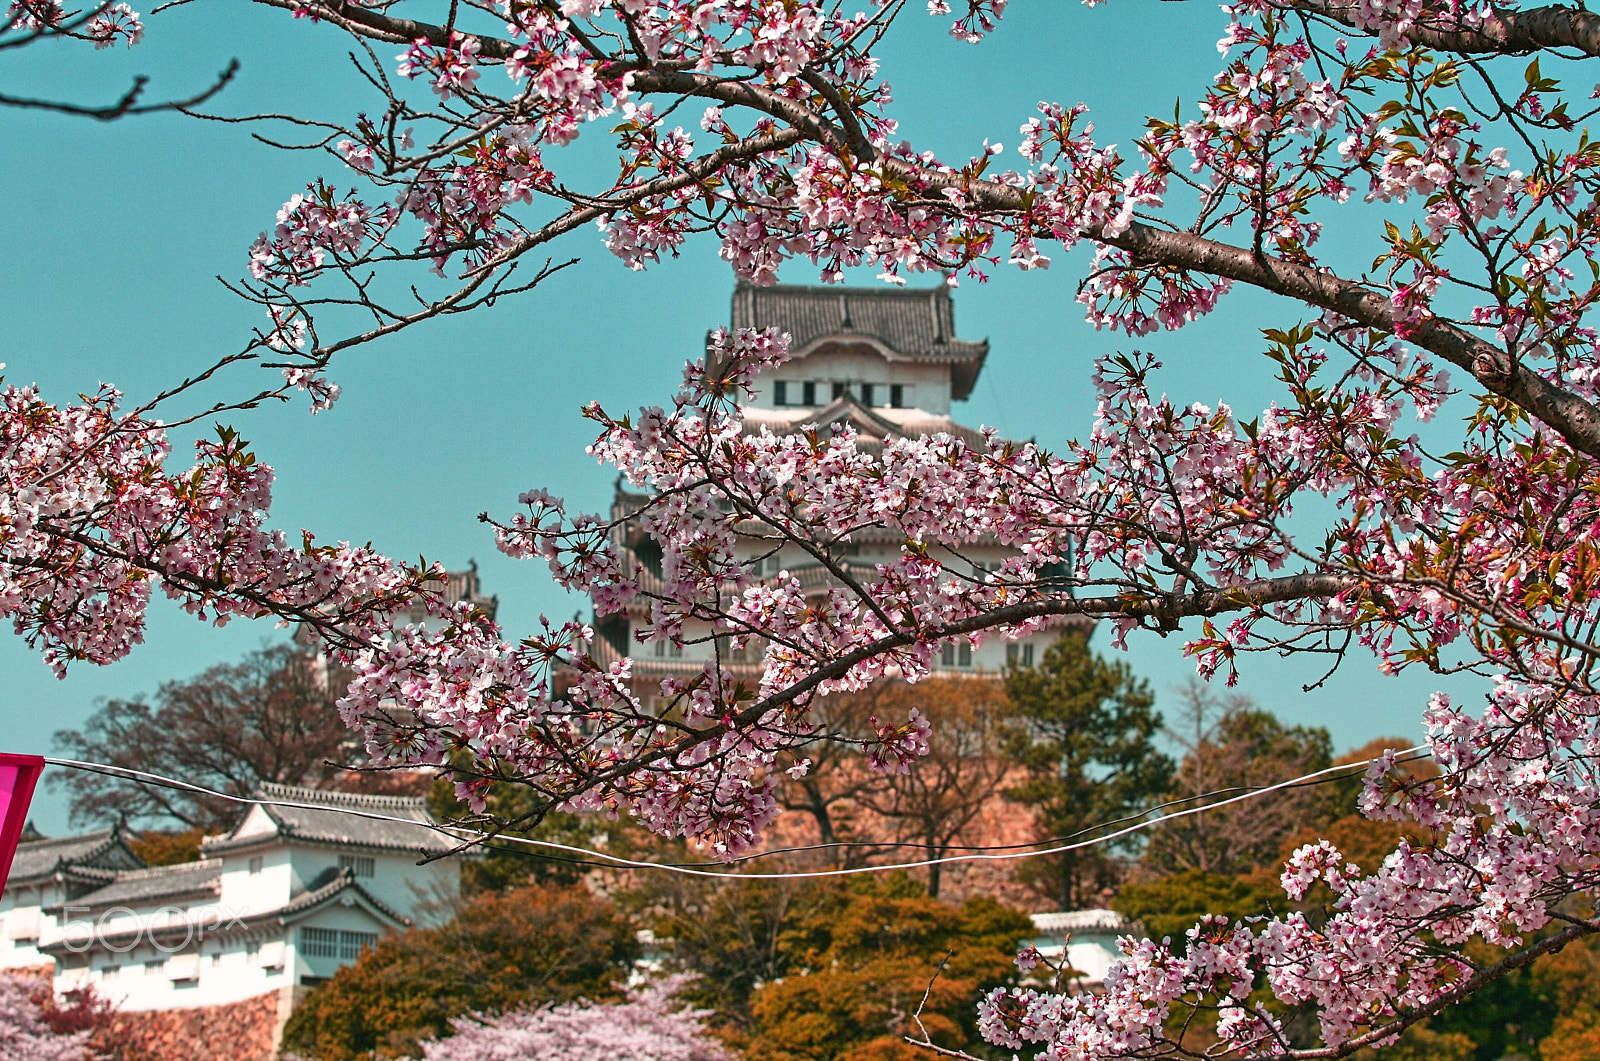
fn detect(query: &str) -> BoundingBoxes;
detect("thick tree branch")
[1098,223,1600,459]
[1287,0,1600,57]
[247,0,1600,460]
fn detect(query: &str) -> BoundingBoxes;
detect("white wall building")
[583,283,1074,691]
[1026,909,1138,986]
[1,783,458,1015]
[1,826,144,975]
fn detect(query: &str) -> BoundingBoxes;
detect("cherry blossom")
[16,0,1600,1054]
[414,976,731,1061]
[0,978,93,1061]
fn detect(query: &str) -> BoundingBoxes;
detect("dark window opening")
[801,381,817,406]
[860,383,876,407]
[634,537,664,577]
[832,382,848,401]
[774,381,788,406]
[890,384,905,408]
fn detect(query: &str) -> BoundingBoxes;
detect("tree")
[17,0,1600,1055]
[1113,871,1280,955]
[51,643,372,830]
[1001,631,1172,908]
[775,687,902,857]
[776,678,1019,895]
[632,875,837,1031]
[413,977,731,1061]
[742,877,1032,1061]
[280,883,638,1061]
[1143,685,1333,877]
[0,978,91,1061]
[860,679,1017,899]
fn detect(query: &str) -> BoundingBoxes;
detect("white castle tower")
[583,283,1068,695]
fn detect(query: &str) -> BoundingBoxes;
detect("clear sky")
[0,0,1483,833]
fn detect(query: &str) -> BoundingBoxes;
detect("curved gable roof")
[203,782,457,856]
[46,860,221,912]
[8,826,143,886]
[728,283,989,399]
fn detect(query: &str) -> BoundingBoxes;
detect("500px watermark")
[56,906,249,953]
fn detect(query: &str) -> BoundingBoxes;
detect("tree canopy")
[1001,630,1172,908]
[281,884,637,1061]
[14,0,1600,1055]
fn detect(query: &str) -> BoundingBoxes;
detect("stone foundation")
[109,989,291,1061]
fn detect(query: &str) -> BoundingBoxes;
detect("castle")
[1,784,459,1056]
[587,282,1068,685]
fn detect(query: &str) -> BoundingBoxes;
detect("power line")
[41,747,1429,881]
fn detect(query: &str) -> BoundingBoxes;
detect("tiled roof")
[276,867,411,927]
[202,782,457,856]
[41,869,410,954]
[1030,909,1136,934]
[8,827,141,885]
[48,860,221,911]
[728,283,989,399]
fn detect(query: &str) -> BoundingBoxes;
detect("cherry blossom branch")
[1285,0,1600,57]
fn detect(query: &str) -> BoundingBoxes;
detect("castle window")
[832,381,848,401]
[340,931,378,960]
[300,927,339,958]
[941,642,973,668]
[339,855,376,878]
[774,380,788,405]
[300,927,373,961]
[860,383,876,406]
[801,381,816,405]
[890,384,905,408]
[248,855,263,875]
[1006,643,1035,667]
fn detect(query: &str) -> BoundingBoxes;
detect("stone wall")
[109,990,289,1061]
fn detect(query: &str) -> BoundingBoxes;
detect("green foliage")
[1349,1024,1477,1061]
[127,828,204,867]
[636,875,837,1027]
[740,875,1033,1061]
[1001,629,1172,908]
[280,883,638,1060]
[1113,871,1278,952]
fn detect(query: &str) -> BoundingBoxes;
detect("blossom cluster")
[0,378,437,676]
[18,0,1600,1053]
[415,976,731,1061]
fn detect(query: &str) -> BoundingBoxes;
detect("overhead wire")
[41,745,1430,881]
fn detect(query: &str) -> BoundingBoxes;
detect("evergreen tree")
[1001,630,1172,910]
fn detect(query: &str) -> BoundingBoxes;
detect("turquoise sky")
[1,0,1482,832]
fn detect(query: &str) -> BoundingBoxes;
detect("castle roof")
[46,860,221,912]
[1030,909,1136,934]
[201,782,457,857]
[744,393,988,447]
[41,868,411,955]
[729,283,989,399]
[7,826,142,887]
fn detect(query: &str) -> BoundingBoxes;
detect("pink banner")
[0,753,44,892]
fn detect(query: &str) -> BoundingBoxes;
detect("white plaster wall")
[284,847,455,925]
[0,881,57,970]
[71,932,294,1011]
[217,846,293,915]
[753,350,954,416]
[288,905,393,983]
